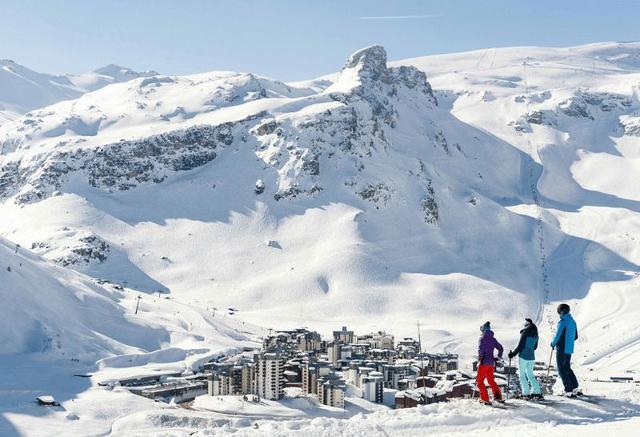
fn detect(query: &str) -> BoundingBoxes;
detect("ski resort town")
[108,325,551,410]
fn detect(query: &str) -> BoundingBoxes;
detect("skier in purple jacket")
[476,321,504,404]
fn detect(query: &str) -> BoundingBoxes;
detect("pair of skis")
[515,394,601,407]
[482,400,519,409]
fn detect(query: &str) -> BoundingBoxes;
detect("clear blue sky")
[2,0,639,81]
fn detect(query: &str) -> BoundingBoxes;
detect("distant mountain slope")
[0,233,258,436]
[68,64,159,92]
[0,59,156,124]
[0,43,639,370]
[0,235,165,358]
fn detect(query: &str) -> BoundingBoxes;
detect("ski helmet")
[557,303,570,315]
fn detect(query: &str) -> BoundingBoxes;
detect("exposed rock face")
[421,180,438,224]
[329,45,436,131]
[341,45,435,99]
[344,45,390,83]
[559,97,593,119]
[576,91,632,112]
[556,90,632,119]
[358,183,392,206]
[54,235,111,267]
[516,89,634,132]
[0,117,256,203]
[523,110,556,127]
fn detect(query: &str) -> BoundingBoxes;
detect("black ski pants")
[556,349,579,392]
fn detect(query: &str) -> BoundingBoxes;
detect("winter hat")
[557,303,570,315]
[480,321,491,332]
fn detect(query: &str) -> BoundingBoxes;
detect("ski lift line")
[522,60,552,313]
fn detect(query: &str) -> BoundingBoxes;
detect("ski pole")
[546,348,554,378]
[506,355,512,400]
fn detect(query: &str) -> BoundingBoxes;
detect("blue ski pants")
[519,357,541,395]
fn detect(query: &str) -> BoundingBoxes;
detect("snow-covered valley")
[1,42,640,435]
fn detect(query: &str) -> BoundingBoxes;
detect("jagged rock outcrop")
[0,116,261,203]
[258,46,439,205]
[514,89,634,132]
[54,235,111,267]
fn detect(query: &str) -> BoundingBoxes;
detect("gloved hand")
[508,350,514,359]
[550,342,555,349]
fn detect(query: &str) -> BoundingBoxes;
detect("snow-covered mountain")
[1,42,640,365]
[1,41,640,436]
[0,59,156,124]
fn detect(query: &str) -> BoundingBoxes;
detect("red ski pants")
[476,364,502,402]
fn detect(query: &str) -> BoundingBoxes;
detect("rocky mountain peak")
[330,45,435,103]
[343,45,389,82]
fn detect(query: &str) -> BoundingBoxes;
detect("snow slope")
[0,235,165,358]
[0,60,156,124]
[0,234,260,436]
[52,381,640,436]
[183,384,640,437]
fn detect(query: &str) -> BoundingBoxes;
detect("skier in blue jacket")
[550,303,580,396]
[508,318,542,399]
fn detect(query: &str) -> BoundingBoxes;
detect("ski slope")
[399,41,640,371]
[0,236,261,436]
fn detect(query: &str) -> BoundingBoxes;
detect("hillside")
[0,235,163,358]
[0,235,257,435]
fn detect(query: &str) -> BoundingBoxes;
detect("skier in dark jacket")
[551,303,580,396]
[476,321,504,404]
[508,318,542,399]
